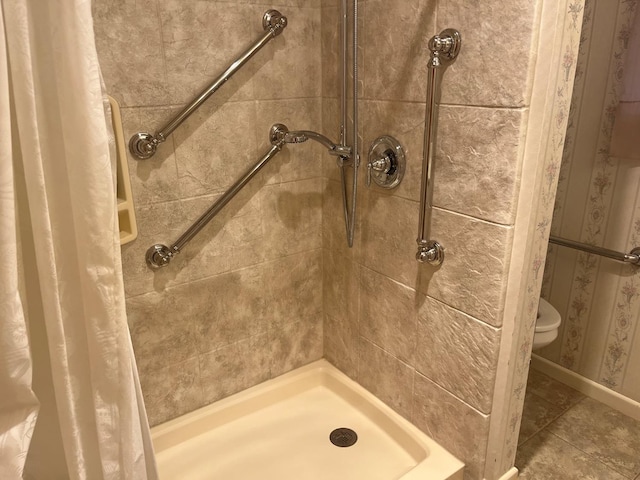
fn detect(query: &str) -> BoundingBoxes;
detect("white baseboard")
[494,466,518,480]
[531,354,640,421]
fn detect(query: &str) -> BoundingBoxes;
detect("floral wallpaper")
[540,0,640,401]
[498,0,585,471]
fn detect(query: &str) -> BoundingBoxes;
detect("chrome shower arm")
[283,130,352,157]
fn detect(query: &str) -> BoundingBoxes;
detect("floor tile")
[516,431,630,480]
[526,368,585,410]
[518,392,565,445]
[547,397,640,478]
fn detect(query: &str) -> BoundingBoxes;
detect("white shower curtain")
[0,1,157,479]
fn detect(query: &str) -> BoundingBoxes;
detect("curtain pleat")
[0,0,157,478]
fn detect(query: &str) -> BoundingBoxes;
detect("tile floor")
[515,368,640,479]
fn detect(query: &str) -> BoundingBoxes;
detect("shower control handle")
[366,135,405,189]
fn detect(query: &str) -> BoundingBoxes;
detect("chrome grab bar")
[548,236,640,266]
[416,29,461,265]
[129,10,288,160]
[145,124,289,269]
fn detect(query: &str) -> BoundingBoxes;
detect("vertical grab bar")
[416,29,461,265]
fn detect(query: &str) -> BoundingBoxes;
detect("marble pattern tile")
[120,107,181,207]
[199,334,271,404]
[126,283,197,372]
[362,0,436,102]
[120,200,190,297]
[360,190,512,326]
[359,267,417,365]
[158,2,256,105]
[417,208,513,326]
[434,106,527,225]
[358,339,414,421]
[322,178,359,258]
[526,368,584,411]
[181,185,267,282]
[416,296,500,414]
[269,314,323,377]
[190,266,269,355]
[412,372,490,480]
[264,250,323,329]
[516,431,629,480]
[139,357,204,427]
[252,6,321,100]
[323,248,360,322]
[547,398,640,478]
[172,100,258,198]
[323,311,359,381]
[321,99,342,181]
[321,6,339,99]
[436,0,536,108]
[517,393,565,446]
[93,0,170,107]
[262,177,323,259]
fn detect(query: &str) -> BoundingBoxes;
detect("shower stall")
[2,0,586,479]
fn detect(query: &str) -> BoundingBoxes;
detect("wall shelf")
[109,95,138,245]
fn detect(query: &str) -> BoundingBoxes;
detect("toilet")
[533,297,562,350]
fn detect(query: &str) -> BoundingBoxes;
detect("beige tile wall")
[93,0,324,426]
[321,1,539,479]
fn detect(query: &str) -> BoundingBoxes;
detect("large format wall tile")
[262,177,323,258]
[270,314,323,377]
[434,106,527,224]
[413,373,490,480]
[120,107,181,207]
[120,200,191,297]
[190,266,269,355]
[265,250,323,328]
[252,6,321,100]
[416,296,500,414]
[93,0,170,107]
[418,208,513,327]
[159,1,257,104]
[358,339,415,421]
[173,100,258,198]
[199,334,272,404]
[127,283,198,372]
[140,357,204,426]
[359,267,417,365]
[436,0,536,108]
[362,0,436,102]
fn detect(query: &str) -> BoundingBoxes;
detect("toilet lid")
[536,297,561,332]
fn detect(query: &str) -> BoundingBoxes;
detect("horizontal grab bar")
[130,10,288,160]
[145,124,289,269]
[548,235,640,266]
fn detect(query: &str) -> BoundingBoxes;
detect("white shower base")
[151,360,464,480]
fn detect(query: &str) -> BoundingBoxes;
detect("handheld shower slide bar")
[416,29,461,265]
[146,124,289,269]
[129,10,288,160]
[548,236,640,265]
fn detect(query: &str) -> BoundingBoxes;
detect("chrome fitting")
[129,133,159,160]
[269,123,289,146]
[416,240,444,265]
[427,29,461,68]
[263,10,288,36]
[146,244,174,269]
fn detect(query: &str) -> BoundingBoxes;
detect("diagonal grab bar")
[416,29,461,265]
[130,10,288,160]
[145,124,289,269]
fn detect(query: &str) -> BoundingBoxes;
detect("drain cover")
[329,427,358,447]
